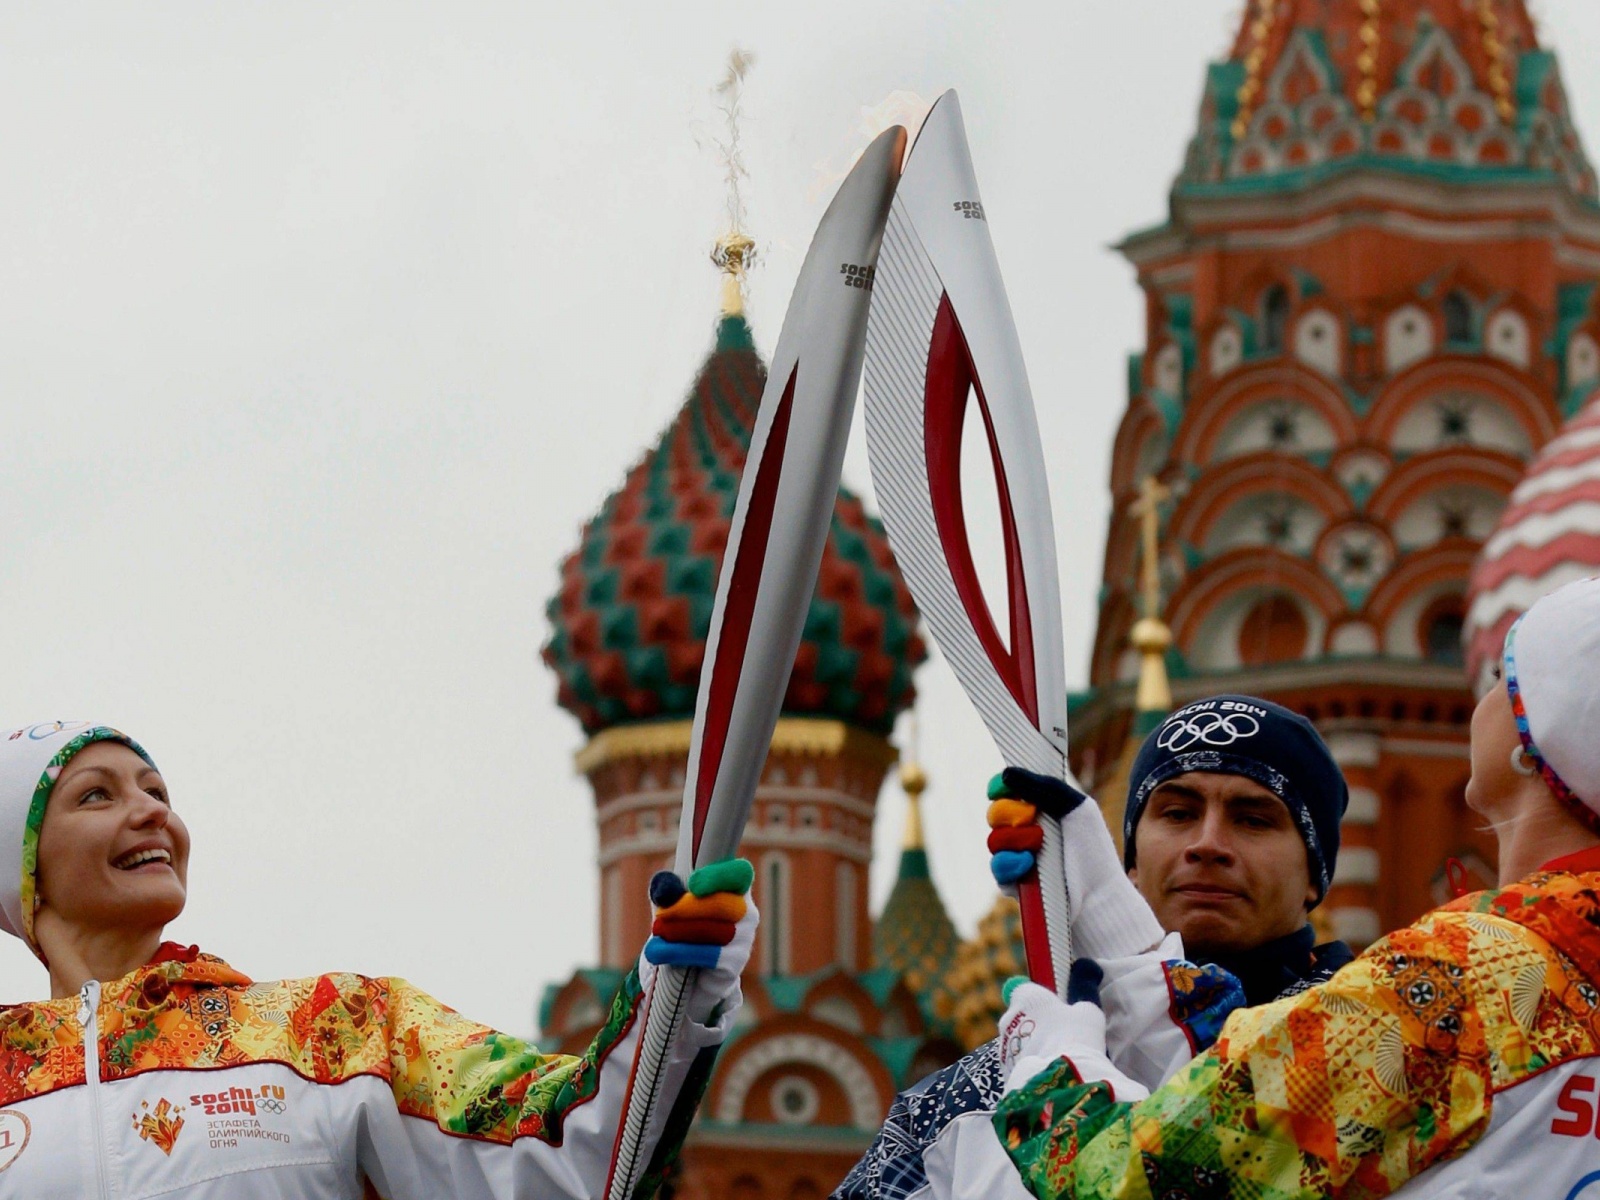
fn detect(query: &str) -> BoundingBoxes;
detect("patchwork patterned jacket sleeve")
[992,908,1588,1200]
[356,966,728,1200]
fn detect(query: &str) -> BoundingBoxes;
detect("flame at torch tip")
[857,90,934,143]
[808,89,933,205]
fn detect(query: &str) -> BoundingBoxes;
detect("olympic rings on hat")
[1155,711,1262,752]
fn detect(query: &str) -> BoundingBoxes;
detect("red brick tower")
[1071,0,1600,946]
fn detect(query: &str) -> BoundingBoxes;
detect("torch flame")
[809,90,933,204]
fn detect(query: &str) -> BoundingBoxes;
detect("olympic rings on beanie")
[1124,696,1348,904]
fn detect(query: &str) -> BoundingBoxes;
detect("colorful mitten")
[988,766,1167,961]
[644,858,756,971]
[986,767,1087,889]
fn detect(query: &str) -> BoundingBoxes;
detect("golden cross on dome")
[710,48,758,318]
[1127,476,1173,714]
[1129,475,1171,623]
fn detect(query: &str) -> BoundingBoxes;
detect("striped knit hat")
[1502,576,1600,832]
[0,723,155,958]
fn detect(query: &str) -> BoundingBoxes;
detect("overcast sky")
[5,2,1598,1036]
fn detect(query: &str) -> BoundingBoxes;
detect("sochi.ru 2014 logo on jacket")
[133,1083,295,1158]
[191,1083,288,1117]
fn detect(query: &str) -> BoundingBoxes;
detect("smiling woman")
[31,737,191,999]
[0,721,759,1200]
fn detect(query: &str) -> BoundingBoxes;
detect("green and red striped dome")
[543,313,926,735]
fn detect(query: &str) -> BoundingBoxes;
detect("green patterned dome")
[543,312,926,735]
[872,778,960,1036]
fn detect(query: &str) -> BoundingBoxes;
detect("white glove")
[686,893,756,1024]
[997,978,1150,1103]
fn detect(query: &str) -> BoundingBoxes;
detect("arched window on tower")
[1419,596,1466,666]
[760,852,791,976]
[1443,290,1474,345]
[1262,285,1291,354]
[1238,593,1309,667]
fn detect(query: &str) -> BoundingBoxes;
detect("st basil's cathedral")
[541,3,1600,1197]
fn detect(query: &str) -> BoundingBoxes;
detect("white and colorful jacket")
[993,849,1600,1200]
[0,945,725,1199]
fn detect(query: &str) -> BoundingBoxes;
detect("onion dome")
[1465,394,1600,690]
[872,754,959,1034]
[543,244,926,735]
[1182,0,1595,201]
[944,896,1025,1052]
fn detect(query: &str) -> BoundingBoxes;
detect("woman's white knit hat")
[1504,576,1600,831]
[0,722,154,957]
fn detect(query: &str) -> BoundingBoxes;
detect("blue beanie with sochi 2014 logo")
[1123,695,1348,905]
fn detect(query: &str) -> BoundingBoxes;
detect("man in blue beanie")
[1120,694,1352,1003]
[834,693,1352,1200]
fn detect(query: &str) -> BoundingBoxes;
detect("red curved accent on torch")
[1016,878,1057,992]
[692,365,798,859]
[923,293,1039,724]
